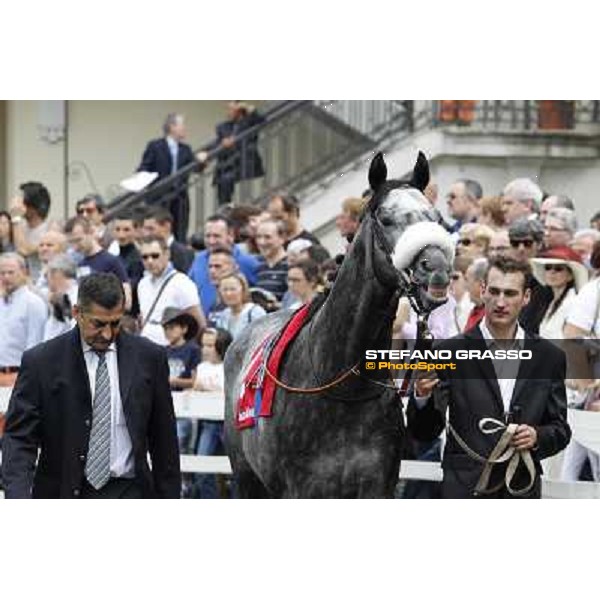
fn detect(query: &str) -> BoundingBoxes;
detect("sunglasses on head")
[141,252,161,260]
[544,264,567,272]
[510,239,535,248]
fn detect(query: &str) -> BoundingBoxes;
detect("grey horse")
[224,151,455,498]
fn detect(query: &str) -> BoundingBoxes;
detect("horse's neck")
[310,237,397,376]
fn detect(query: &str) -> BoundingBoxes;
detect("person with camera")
[43,255,79,342]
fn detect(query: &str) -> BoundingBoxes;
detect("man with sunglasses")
[2,272,181,498]
[508,218,552,334]
[137,236,205,346]
[76,194,113,250]
[445,179,482,234]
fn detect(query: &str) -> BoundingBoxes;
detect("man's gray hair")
[47,254,77,279]
[503,178,543,210]
[457,178,483,201]
[471,257,489,281]
[0,252,27,270]
[547,194,575,211]
[162,113,183,136]
[573,228,600,242]
[547,207,578,233]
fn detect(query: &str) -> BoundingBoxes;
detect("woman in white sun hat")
[530,245,588,340]
[531,246,589,482]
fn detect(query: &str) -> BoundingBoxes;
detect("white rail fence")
[1,388,600,498]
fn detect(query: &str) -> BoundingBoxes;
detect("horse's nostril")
[429,272,447,286]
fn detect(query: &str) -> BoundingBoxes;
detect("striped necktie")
[85,351,112,489]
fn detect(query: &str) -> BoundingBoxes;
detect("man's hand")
[510,424,538,450]
[414,374,439,398]
[196,151,208,163]
[221,136,235,149]
[9,195,26,218]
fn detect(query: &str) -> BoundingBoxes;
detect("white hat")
[530,246,589,292]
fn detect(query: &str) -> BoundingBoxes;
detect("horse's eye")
[380,216,394,227]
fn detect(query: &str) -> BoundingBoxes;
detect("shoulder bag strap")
[141,271,178,330]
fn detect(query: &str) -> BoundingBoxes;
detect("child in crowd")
[193,327,233,498]
[161,306,201,496]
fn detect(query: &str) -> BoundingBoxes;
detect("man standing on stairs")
[138,113,204,243]
[197,102,265,206]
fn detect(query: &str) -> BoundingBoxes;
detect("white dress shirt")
[413,318,525,415]
[401,295,458,341]
[81,339,134,478]
[166,136,178,174]
[479,318,525,414]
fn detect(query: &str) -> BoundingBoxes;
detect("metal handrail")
[103,100,309,221]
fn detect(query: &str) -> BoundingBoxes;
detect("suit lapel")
[116,332,138,417]
[509,334,537,409]
[69,327,92,407]
[464,327,505,416]
[160,138,173,172]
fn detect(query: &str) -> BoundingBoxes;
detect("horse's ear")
[410,151,430,192]
[368,152,387,192]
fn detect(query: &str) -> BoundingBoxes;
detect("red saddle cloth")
[236,304,311,430]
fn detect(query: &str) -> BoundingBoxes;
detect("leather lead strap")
[447,417,536,497]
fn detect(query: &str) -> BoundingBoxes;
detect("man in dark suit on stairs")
[138,113,203,243]
[2,272,181,499]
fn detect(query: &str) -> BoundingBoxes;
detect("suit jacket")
[519,275,553,335]
[169,240,195,274]
[206,110,265,183]
[407,325,571,498]
[139,137,196,181]
[2,328,181,499]
[138,137,197,204]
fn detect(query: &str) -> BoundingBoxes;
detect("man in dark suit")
[138,113,201,242]
[2,272,181,499]
[198,102,265,206]
[408,257,571,498]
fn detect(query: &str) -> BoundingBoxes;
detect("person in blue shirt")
[188,214,259,316]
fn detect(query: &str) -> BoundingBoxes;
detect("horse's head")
[365,151,454,313]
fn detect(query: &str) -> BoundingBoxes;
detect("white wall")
[5,101,66,217]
